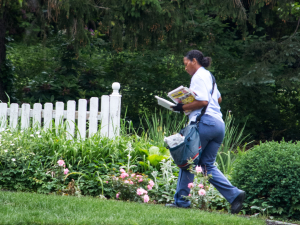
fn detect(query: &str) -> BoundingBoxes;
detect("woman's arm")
[182,96,221,112]
[182,100,208,111]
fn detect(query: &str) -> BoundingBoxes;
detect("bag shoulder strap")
[195,72,216,123]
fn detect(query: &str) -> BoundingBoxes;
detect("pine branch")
[290,17,300,39]
[279,17,300,44]
[95,6,109,10]
[234,0,247,20]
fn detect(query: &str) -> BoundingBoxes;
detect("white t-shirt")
[188,67,223,123]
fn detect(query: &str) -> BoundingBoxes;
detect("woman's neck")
[191,65,202,76]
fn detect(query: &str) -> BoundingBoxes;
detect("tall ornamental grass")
[216,112,251,175]
[141,110,186,146]
[2,128,149,165]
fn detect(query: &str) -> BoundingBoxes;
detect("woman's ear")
[192,58,197,65]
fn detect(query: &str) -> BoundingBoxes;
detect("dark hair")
[185,50,212,68]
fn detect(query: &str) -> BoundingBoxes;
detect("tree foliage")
[2,0,300,140]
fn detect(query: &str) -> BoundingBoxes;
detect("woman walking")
[166,50,245,214]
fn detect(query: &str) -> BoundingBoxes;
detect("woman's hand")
[171,103,184,112]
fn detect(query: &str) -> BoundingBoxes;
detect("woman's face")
[183,57,198,76]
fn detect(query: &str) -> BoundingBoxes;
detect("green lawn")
[0,191,265,225]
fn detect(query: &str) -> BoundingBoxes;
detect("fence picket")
[0,103,7,131]
[55,102,64,133]
[89,97,99,138]
[9,103,19,130]
[44,103,53,131]
[109,96,121,138]
[66,100,76,140]
[109,83,121,138]
[77,99,87,140]
[21,103,30,130]
[32,103,42,128]
[100,95,109,137]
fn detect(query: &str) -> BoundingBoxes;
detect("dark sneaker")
[231,191,246,214]
[165,203,178,208]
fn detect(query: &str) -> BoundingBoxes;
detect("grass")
[0,191,266,225]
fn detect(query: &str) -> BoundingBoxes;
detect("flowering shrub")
[52,159,69,186]
[109,168,154,203]
[183,162,212,209]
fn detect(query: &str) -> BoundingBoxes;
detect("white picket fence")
[0,82,122,139]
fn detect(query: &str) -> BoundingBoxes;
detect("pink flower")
[198,189,206,196]
[195,166,202,173]
[131,173,135,177]
[116,192,120,199]
[105,181,108,184]
[188,183,194,189]
[138,178,143,183]
[143,194,149,203]
[137,188,143,196]
[147,185,152,190]
[149,180,154,187]
[136,175,143,178]
[57,160,65,167]
[188,194,191,196]
[63,168,69,175]
[137,188,147,196]
[198,184,204,188]
[124,180,129,184]
[120,168,125,173]
[129,181,134,184]
[120,173,129,179]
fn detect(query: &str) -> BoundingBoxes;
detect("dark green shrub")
[231,140,300,219]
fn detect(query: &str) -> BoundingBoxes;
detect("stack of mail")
[164,133,185,148]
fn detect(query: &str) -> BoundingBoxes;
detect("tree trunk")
[0,12,8,103]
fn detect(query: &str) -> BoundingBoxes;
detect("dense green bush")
[0,151,56,193]
[231,141,300,219]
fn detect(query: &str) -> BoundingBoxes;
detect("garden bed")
[1,114,300,222]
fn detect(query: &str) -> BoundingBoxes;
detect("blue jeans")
[174,114,241,207]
